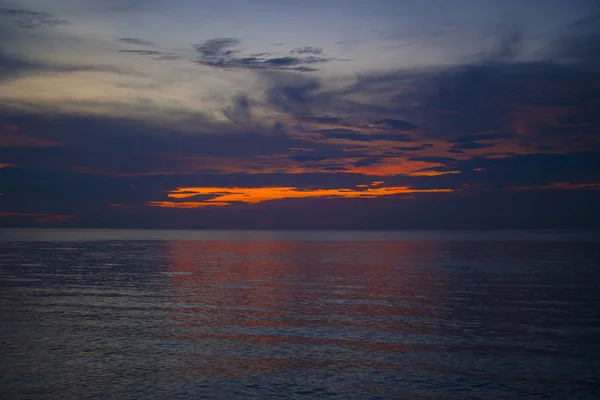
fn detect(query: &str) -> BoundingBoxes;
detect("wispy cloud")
[193,38,332,71]
[118,49,179,60]
[0,7,68,29]
[118,38,155,46]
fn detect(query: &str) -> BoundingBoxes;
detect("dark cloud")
[2,13,600,229]
[265,76,324,115]
[0,107,354,175]
[547,12,600,66]
[118,38,155,46]
[353,157,382,167]
[436,151,600,191]
[409,156,455,164]
[249,52,271,57]
[118,49,179,60]
[449,133,516,143]
[193,38,332,71]
[316,129,371,142]
[395,144,434,151]
[194,38,240,58]
[284,25,594,153]
[375,119,418,130]
[300,116,341,124]
[291,47,323,55]
[4,164,599,229]
[371,133,413,142]
[450,142,495,150]
[0,50,136,82]
[314,129,412,143]
[3,103,600,229]
[223,95,251,126]
[0,7,68,29]
[478,30,523,64]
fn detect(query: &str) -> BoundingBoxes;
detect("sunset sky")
[1,0,599,229]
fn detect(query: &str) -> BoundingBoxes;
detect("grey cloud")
[317,129,371,142]
[223,95,251,126]
[315,129,413,143]
[193,38,332,71]
[194,38,240,58]
[374,119,418,130]
[0,7,68,29]
[119,38,155,46]
[119,49,179,60]
[547,14,600,67]
[395,144,434,151]
[291,47,323,55]
[450,142,495,150]
[265,76,324,115]
[478,30,523,64]
[371,133,413,142]
[0,50,138,82]
[449,133,516,143]
[353,157,382,167]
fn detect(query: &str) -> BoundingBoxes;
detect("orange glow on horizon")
[149,185,453,208]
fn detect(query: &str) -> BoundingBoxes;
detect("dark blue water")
[1,229,599,399]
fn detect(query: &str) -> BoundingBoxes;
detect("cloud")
[264,75,325,115]
[149,185,452,208]
[291,47,323,55]
[546,12,600,66]
[375,119,418,130]
[223,94,251,126]
[118,38,155,46]
[312,128,413,143]
[118,49,179,60]
[0,212,75,224]
[316,129,372,142]
[395,144,434,151]
[353,157,382,167]
[0,7,68,29]
[449,133,516,143]
[0,49,137,83]
[194,37,240,58]
[0,107,362,176]
[193,38,332,71]
[478,30,523,64]
[450,141,495,150]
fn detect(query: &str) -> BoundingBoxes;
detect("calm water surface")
[1,229,599,399]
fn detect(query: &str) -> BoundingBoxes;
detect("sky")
[1,0,599,229]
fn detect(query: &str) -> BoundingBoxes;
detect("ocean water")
[1,229,599,399]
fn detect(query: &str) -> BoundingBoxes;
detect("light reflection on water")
[1,230,599,399]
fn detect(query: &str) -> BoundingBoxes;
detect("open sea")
[1,229,599,399]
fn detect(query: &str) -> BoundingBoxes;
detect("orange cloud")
[149,185,453,208]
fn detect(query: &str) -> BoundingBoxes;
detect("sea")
[1,229,599,399]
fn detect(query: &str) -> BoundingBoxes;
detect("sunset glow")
[150,185,453,208]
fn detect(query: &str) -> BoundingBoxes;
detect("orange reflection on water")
[163,239,451,377]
